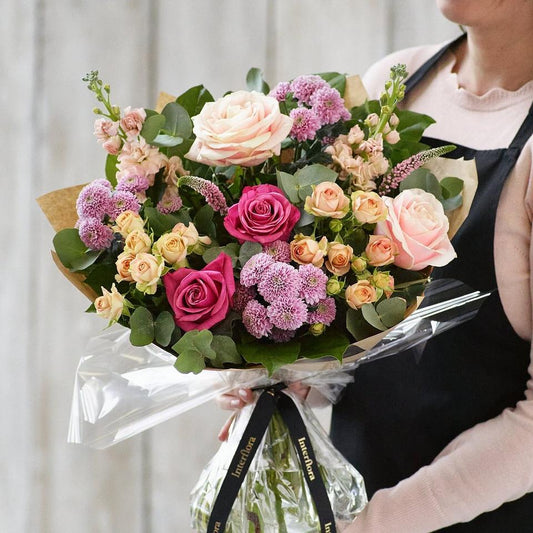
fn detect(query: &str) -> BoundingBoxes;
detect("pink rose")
[121,106,146,140]
[163,253,235,331]
[185,90,293,167]
[375,188,456,271]
[224,184,300,245]
[365,235,396,267]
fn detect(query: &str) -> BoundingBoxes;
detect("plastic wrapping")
[190,391,366,532]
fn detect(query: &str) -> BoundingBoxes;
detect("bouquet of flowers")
[40,66,479,532]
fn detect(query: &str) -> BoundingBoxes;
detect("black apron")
[331,36,533,532]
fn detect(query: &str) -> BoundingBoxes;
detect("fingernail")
[230,399,241,408]
[238,389,249,399]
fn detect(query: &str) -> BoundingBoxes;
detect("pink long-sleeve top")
[347,42,533,532]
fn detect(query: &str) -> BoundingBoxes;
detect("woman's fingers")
[217,413,235,442]
[216,388,254,411]
[288,382,311,400]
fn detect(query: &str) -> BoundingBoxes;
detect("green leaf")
[346,308,380,341]
[203,244,239,267]
[246,67,270,94]
[399,168,442,199]
[129,307,155,346]
[162,102,193,139]
[210,335,243,367]
[154,311,175,346]
[317,72,346,96]
[151,134,184,147]
[238,241,263,267]
[440,177,463,198]
[277,170,301,204]
[193,205,216,238]
[361,303,388,331]
[239,341,300,376]
[344,228,368,255]
[140,113,166,143]
[376,297,407,328]
[172,329,215,374]
[296,209,315,228]
[83,264,117,294]
[176,85,214,117]
[144,206,190,236]
[53,228,101,271]
[299,329,350,363]
[441,194,463,212]
[105,154,118,186]
[395,109,435,143]
[295,164,338,202]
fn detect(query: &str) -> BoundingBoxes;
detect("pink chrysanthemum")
[78,218,114,250]
[242,299,272,339]
[116,173,151,194]
[269,81,291,102]
[106,191,140,220]
[257,263,302,304]
[270,327,296,343]
[262,240,291,263]
[310,86,351,125]
[240,253,275,287]
[91,178,113,190]
[157,187,183,214]
[232,284,256,313]
[179,176,228,215]
[267,297,308,331]
[76,183,112,220]
[289,107,321,142]
[298,264,328,305]
[290,75,329,106]
[308,297,336,326]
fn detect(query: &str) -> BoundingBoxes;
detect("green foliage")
[177,85,214,117]
[105,154,118,186]
[317,72,346,96]
[395,109,435,142]
[299,329,350,362]
[361,297,407,331]
[162,102,193,138]
[346,308,380,341]
[172,329,216,374]
[246,67,270,94]
[399,168,442,198]
[193,205,216,238]
[344,228,368,255]
[238,241,263,267]
[53,228,101,272]
[277,164,337,206]
[83,263,118,294]
[140,113,166,143]
[154,311,175,347]
[440,176,464,212]
[129,307,155,346]
[202,243,240,267]
[144,206,191,236]
[239,341,301,376]
[210,335,243,367]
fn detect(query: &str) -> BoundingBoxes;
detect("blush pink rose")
[224,184,300,245]
[185,90,293,167]
[375,188,456,271]
[163,253,235,331]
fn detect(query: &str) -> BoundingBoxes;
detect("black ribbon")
[207,383,337,533]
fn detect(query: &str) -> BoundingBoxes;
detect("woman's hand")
[216,383,311,441]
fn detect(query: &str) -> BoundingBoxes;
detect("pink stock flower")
[117,138,167,180]
[163,253,235,331]
[94,118,119,142]
[102,136,122,155]
[224,184,300,245]
[375,189,456,270]
[120,106,146,140]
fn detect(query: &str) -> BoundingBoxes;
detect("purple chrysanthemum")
[290,75,329,105]
[267,297,308,331]
[298,264,328,305]
[78,217,114,250]
[257,263,302,304]
[262,240,291,263]
[157,187,183,214]
[269,81,291,102]
[232,284,256,313]
[76,183,112,220]
[240,253,275,287]
[91,178,113,190]
[270,327,296,343]
[289,107,321,142]
[116,174,151,194]
[106,190,140,220]
[242,299,272,339]
[179,176,228,215]
[310,86,351,125]
[308,297,336,326]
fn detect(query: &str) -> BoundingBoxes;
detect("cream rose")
[185,90,293,167]
[290,235,328,267]
[130,253,164,294]
[124,229,152,255]
[345,280,377,309]
[153,232,188,266]
[114,210,145,237]
[325,243,353,276]
[376,188,456,270]
[365,235,396,267]
[115,252,136,282]
[94,284,124,322]
[351,191,388,224]
[172,222,211,248]
[304,181,350,219]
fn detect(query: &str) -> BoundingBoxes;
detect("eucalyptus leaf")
[399,168,442,199]
[174,350,206,374]
[172,329,216,374]
[203,244,239,267]
[246,67,270,94]
[317,72,346,96]
[162,102,193,139]
[239,341,300,376]
[376,297,407,328]
[144,206,190,236]
[53,228,101,272]
[154,311,175,347]
[140,113,166,143]
[296,209,315,228]
[295,164,338,201]
[129,307,155,346]
[440,176,463,198]
[152,134,184,147]
[361,303,388,331]
[210,335,243,367]
[177,85,214,116]
[276,170,301,204]
[238,241,263,267]
[346,308,380,341]
[441,194,463,212]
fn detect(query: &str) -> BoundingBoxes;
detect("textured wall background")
[2,1,458,531]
